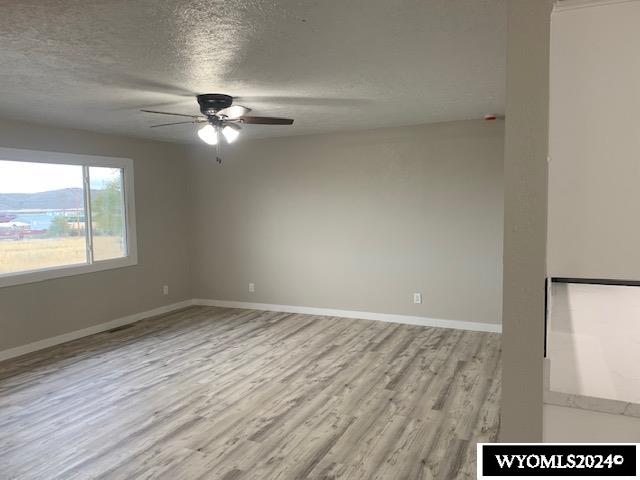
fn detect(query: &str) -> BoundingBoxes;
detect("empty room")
[0,1,567,479]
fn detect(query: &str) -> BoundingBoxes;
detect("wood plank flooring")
[0,306,501,479]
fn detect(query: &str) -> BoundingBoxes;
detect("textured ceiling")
[0,0,506,143]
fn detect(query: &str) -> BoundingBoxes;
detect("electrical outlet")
[413,292,422,304]
[163,285,169,295]
[248,282,255,293]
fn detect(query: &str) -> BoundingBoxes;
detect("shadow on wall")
[548,282,582,395]
[548,282,640,404]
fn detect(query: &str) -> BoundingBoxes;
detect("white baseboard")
[0,298,501,363]
[194,299,502,333]
[0,299,195,362]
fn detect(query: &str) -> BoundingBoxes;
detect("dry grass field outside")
[0,236,123,274]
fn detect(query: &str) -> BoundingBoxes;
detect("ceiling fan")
[141,93,294,163]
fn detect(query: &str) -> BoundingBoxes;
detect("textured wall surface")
[189,120,504,325]
[0,119,192,351]
[501,0,552,442]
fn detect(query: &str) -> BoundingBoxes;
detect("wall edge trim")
[0,298,501,362]
[0,299,195,362]
[553,0,638,13]
[194,298,502,333]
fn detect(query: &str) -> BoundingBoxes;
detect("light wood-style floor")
[0,306,501,479]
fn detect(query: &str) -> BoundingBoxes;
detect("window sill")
[0,255,138,288]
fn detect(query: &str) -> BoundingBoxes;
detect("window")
[0,148,137,287]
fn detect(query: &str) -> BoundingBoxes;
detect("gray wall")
[549,0,640,281]
[0,119,192,351]
[189,120,504,325]
[0,118,504,352]
[501,0,552,442]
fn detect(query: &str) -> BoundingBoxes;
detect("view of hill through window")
[0,160,126,275]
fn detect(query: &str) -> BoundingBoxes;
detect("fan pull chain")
[216,138,222,164]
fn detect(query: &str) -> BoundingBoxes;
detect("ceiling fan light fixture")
[219,105,250,118]
[143,95,293,161]
[197,124,218,145]
[222,124,241,143]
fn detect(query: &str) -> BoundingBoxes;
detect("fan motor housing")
[197,94,233,116]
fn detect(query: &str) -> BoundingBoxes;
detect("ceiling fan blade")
[150,121,199,128]
[238,116,294,125]
[141,109,202,119]
[217,105,252,118]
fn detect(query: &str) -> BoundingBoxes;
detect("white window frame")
[0,147,138,288]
